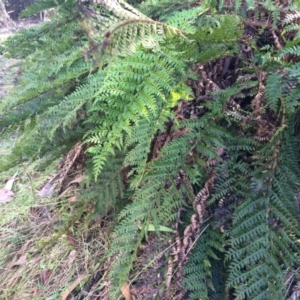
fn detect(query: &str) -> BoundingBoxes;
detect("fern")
[80,151,126,216]
[182,228,225,299]
[79,0,187,67]
[84,50,186,178]
[138,0,198,20]
[108,130,194,296]
[108,197,155,297]
[163,6,207,34]
[226,127,300,299]
[20,0,62,18]
[2,0,300,299]
[192,14,243,62]
[264,73,283,112]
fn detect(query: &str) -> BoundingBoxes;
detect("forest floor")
[0,30,106,300]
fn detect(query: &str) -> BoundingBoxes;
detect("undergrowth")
[1,0,300,299]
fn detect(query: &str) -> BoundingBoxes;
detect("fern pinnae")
[85,50,186,178]
[81,1,189,65]
[108,196,156,297]
[124,108,174,188]
[182,227,226,299]
[227,133,300,299]
[81,151,126,215]
[139,0,197,20]
[2,0,300,298]
[163,5,207,34]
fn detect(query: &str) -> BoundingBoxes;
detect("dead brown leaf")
[61,274,87,300]
[29,207,37,217]
[67,250,77,268]
[0,172,17,203]
[8,254,27,268]
[21,291,37,298]
[67,196,77,202]
[22,287,39,298]
[4,172,17,190]
[0,188,14,203]
[33,287,39,297]
[21,293,33,298]
[41,270,53,283]
[67,232,77,247]
[38,182,55,198]
[121,282,132,300]
[68,175,84,185]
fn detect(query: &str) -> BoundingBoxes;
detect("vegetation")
[0,0,15,27]
[1,0,300,299]
[3,0,35,21]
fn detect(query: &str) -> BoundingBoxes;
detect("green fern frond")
[103,18,186,57]
[265,73,282,112]
[138,0,198,21]
[283,23,300,40]
[182,228,225,299]
[227,127,300,299]
[19,0,57,18]
[108,136,196,295]
[79,0,191,68]
[5,16,81,59]
[164,6,208,34]
[84,50,186,178]
[108,196,153,298]
[46,70,104,138]
[192,14,242,43]
[80,151,126,216]
[280,45,300,58]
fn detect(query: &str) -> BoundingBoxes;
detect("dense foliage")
[4,0,35,20]
[1,0,300,298]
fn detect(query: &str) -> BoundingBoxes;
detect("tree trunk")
[0,0,15,28]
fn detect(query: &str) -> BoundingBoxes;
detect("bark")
[0,0,15,28]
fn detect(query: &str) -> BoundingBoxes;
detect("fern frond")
[19,0,57,18]
[283,11,300,24]
[80,151,126,215]
[182,228,225,299]
[84,50,186,178]
[265,73,282,112]
[280,45,300,58]
[227,128,300,299]
[138,0,198,21]
[192,14,243,43]
[46,70,105,138]
[108,138,195,295]
[164,6,208,34]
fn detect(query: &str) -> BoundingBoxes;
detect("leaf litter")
[0,172,17,204]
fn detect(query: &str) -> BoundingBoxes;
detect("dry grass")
[0,161,110,300]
